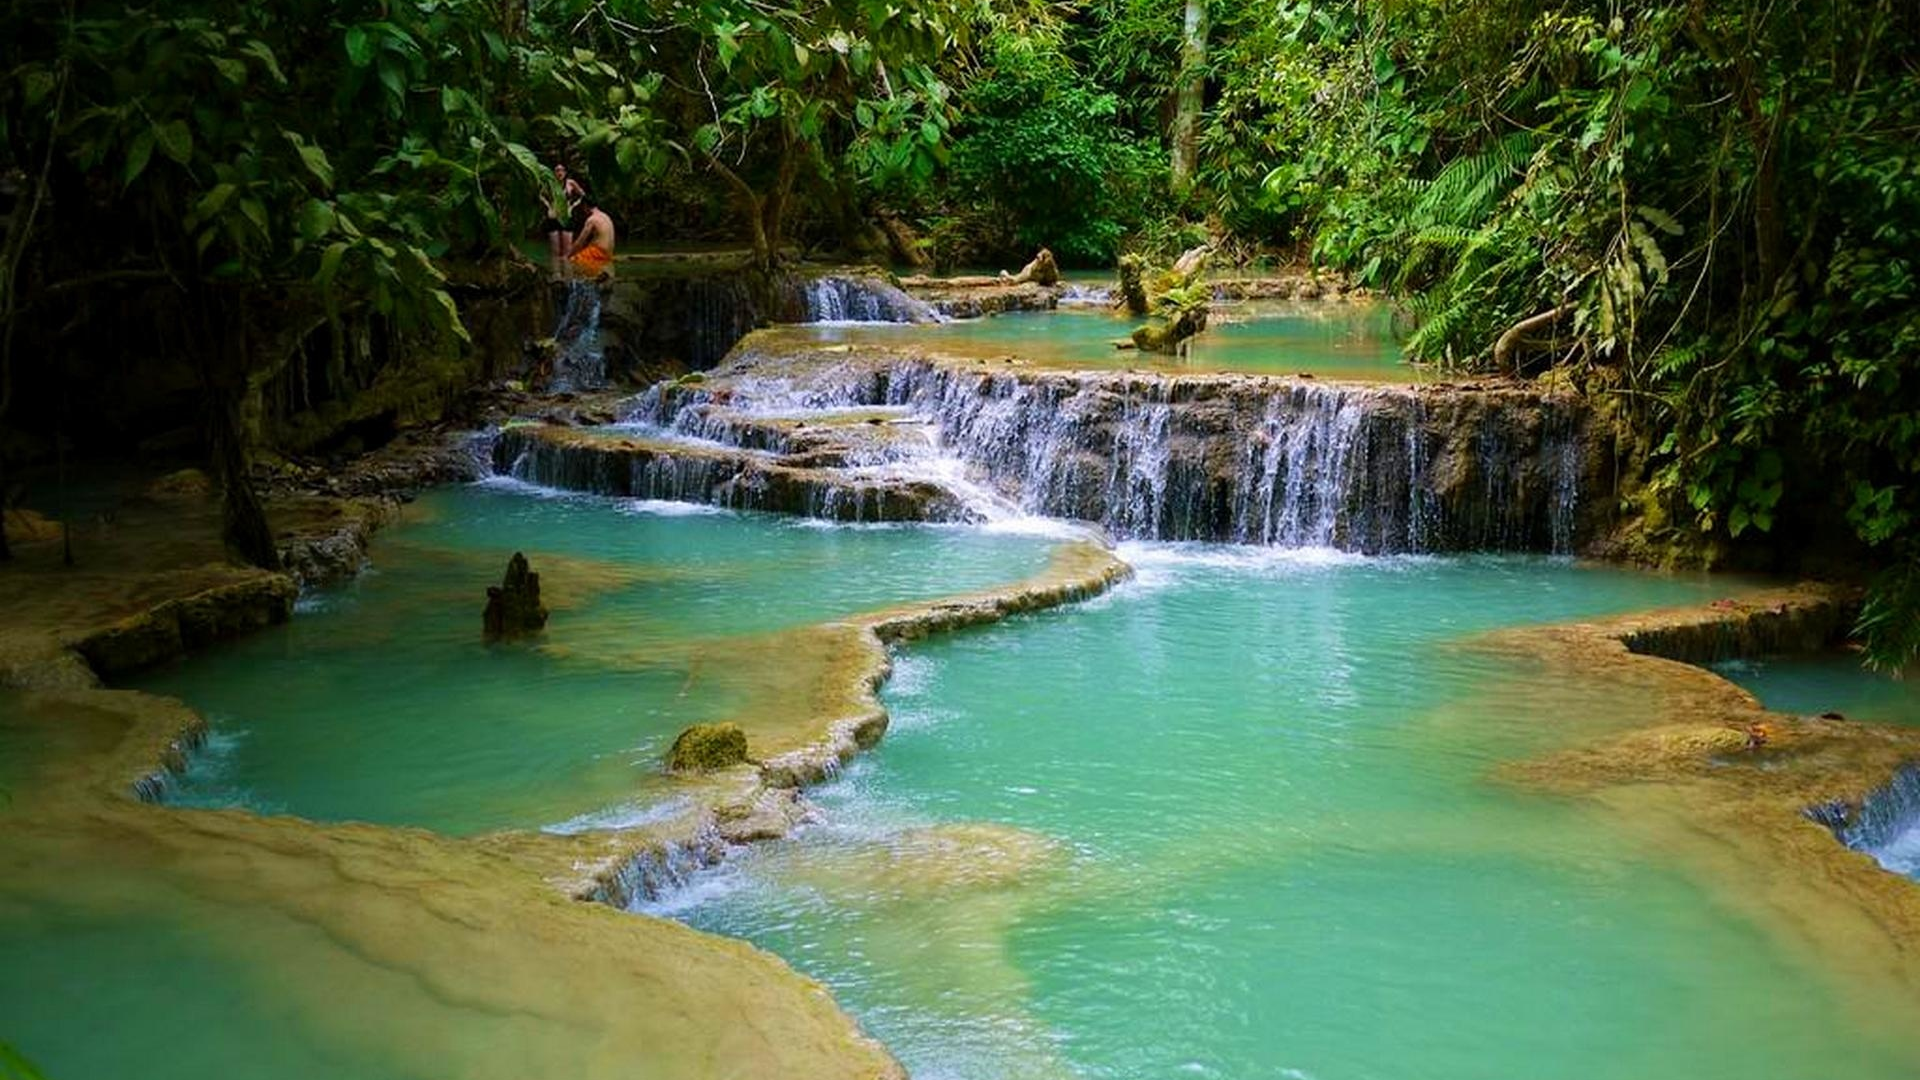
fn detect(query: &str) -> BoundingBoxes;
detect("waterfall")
[1808,765,1920,880]
[581,826,730,910]
[871,363,1587,553]
[791,275,937,324]
[506,354,1592,553]
[1059,283,1113,306]
[549,279,607,392]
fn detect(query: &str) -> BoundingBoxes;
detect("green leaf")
[240,40,285,83]
[22,69,55,108]
[124,129,155,187]
[239,197,270,239]
[345,26,374,67]
[316,241,349,287]
[298,143,333,189]
[156,120,193,165]
[1636,205,1682,236]
[194,182,238,220]
[431,289,470,342]
[297,198,335,242]
[210,55,247,86]
[504,141,545,180]
[920,120,940,146]
[377,58,406,100]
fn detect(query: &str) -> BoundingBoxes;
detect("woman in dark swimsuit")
[541,164,587,262]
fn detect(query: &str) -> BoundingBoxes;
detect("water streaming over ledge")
[548,279,607,391]
[512,355,1590,552]
[787,274,937,324]
[1811,765,1920,880]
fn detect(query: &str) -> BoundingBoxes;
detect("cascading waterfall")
[1810,766,1920,880]
[869,362,1588,552]
[503,352,1592,553]
[548,279,607,392]
[791,275,937,324]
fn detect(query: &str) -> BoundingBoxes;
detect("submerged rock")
[483,552,549,641]
[668,722,750,772]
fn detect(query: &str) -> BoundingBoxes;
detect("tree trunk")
[201,311,279,571]
[706,155,773,269]
[761,135,800,266]
[1169,0,1209,196]
[208,384,280,570]
[0,443,11,562]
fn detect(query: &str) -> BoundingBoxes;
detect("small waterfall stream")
[1812,765,1920,880]
[790,275,937,324]
[548,279,607,392]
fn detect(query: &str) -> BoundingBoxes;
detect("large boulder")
[483,552,549,641]
[667,722,750,772]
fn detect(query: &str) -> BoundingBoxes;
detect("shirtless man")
[565,198,617,278]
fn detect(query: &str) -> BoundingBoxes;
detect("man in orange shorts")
[565,196,617,278]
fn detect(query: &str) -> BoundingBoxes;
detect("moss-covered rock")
[667,722,750,772]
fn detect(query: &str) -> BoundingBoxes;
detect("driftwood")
[999,248,1059,286]
[1491,305,1572,373]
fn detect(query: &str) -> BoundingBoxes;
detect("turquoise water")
[680,547,1920,1080]
[1715,653,1920,726]
[802,302,1415,379]
[132,481,1058,835]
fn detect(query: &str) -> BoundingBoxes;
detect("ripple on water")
[679,554,1920,1080]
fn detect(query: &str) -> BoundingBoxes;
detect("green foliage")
[1266,1,1920,667]
[545,0,964,263]
[941,29,1165,265]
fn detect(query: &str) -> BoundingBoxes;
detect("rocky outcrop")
[74,577,298,677]
[483,552,549,641]
[1617,591,1857,663]
[667,723,751,772]
[493,422,967,523]
[899,274,1063,319]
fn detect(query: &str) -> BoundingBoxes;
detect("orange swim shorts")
[569,245,613,276]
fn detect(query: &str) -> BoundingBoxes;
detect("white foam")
[633,860,751,917]
[541,796,692,836]
[616,499,731,518]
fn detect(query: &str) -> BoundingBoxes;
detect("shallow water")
[679,549,1920,1080]
[1715,653,1920,726]
[132,482,1058,835]
[799,302,1416,379]
[0,877,426,1080]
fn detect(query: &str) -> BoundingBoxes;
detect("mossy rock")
[667,722,750,772]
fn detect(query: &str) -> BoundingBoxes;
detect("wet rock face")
[483,552,549,642]
[668,722,749,772]
[493,423,968,524]
[494,333,1605,553]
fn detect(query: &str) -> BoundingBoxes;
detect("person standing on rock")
[564,191,617,279]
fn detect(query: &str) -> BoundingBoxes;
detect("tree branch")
[1492,305,1571,374]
